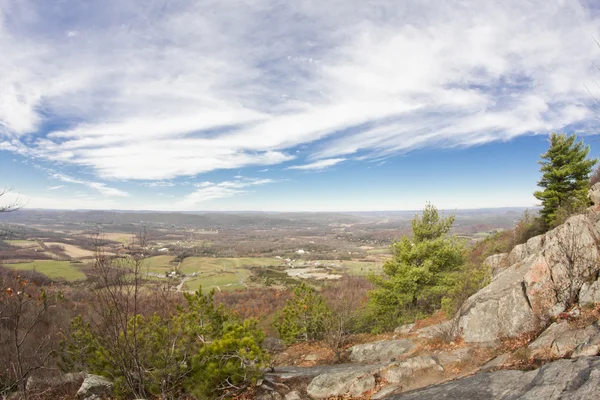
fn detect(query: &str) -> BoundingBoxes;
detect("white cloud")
[0,0,599,181]
[287,158,346,170]
[177,177,275,207]
[142,181,175,187]
[47,185,64,190]
[51,173,129,197]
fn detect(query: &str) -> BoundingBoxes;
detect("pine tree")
[368,203,465,331]
[534,133,597,228]
[274,283,329,344]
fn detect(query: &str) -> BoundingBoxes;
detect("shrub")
[274,283,329,344]
[367,204,466,331]
[186,319,268,399]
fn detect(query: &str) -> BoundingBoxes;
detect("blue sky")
[2,0,600,211]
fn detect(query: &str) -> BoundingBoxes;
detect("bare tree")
[0,271,61,397]
[0,188,25,213]
[322,276,371,362]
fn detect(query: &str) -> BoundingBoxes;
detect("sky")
[2,0,600,212]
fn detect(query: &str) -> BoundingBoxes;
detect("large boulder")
[349,339,415,363]
[484,253,508,281]
[380,356,443,384]
[306,365,379,399]
[390,357,600,399]
[589,182,600,208]
[579,279,600,305]
[76,374,113,400]
[458,214,600,343]
[26,372,86,393]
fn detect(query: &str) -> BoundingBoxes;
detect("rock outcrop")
[528,321,600,359]
[458,211,600,343]
[349,339,415,363]
[76,374,113,400]
[390,357,600,399]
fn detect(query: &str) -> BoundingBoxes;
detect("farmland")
[0,208,525,290]
[2,260,87,281]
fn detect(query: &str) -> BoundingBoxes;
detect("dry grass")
[44,242,95,258]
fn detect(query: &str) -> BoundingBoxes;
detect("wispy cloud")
[178,177,275,207]
[287,158,346,170]
[52,173,128,197]
[0,0,599,182]
[47,185,64,190]
[142,181,175,187]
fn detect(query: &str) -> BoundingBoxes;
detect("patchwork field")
[3,260,87,281]
[44,242,96,258]
[6,240,40,248]
[175,257,280,292]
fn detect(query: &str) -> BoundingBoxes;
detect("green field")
[179,257,281,274]
[185,273,247,292]
[177,257,279,291]
[3,260,86,281]
[310,260,383,275]
[5,240,38,247]
[143,255,176,273]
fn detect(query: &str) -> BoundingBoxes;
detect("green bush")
[367,204,466,331]
[186,319,267,399]
[62,289,268,399]
[274,283,329,344]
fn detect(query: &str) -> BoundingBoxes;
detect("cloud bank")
[1,0,599,181]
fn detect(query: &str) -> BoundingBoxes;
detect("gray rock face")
[76,374,113,400]
[394,323,415,335]
[381,356,443,384]
[26,372,86,392]
[589,182,600,207]
[484,253,508,280]
[458,214,600,343]
[479,353,510,373]
[435,347,474,366]
[390,357,600,399]
[528,321,600,359]
[572,332,600,358]
[579,279,600,305]
[306,365,379,399]
[349,339,415,363]
[284,392,303,400]
[415,320,456,339]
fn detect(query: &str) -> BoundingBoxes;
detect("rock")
[284,391,304,400]
[572,331,600,357]
[26,372,86,392]
[415,320,456,339]
[306,365,379,399]
[528,321,600,358]
[390,357,600,399]
[371,385,401,400]
[76,374,113,400]
[263,337,286,353]
[458,214,600,343]
[589,182,600,207]
[479,353,510,372]
[255,393,283,400]
[579,279,600,305]
[348,374,376,397]
[484,253,508,280]
[349,339,415,363]
[394,323,415,335]
[435,347,474,366]
[304,354,319,362]
[381,356,443,385]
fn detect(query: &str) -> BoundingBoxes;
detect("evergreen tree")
[368,203,465,331]
[534,133,597,228]
[274,283,329,344]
